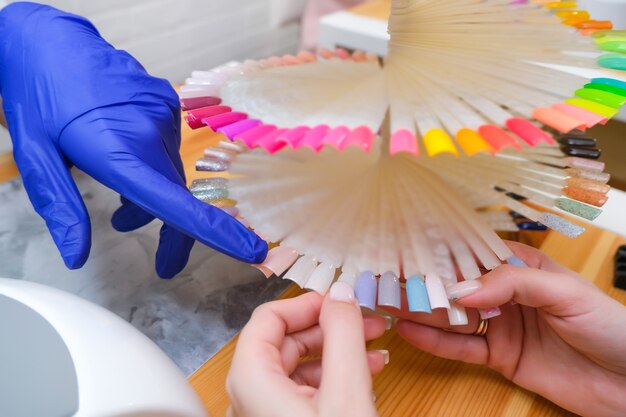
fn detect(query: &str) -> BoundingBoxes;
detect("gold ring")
[472,319,489,337]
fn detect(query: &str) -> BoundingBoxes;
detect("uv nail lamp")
[180,1,626,320]
[0,278,208,417]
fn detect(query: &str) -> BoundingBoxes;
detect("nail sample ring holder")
[184,0,626,327]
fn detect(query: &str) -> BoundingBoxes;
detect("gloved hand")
[0,2,268,278]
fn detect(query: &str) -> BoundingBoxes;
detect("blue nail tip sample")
[507,256,528,267]
[406,275,432,313]
[355,271,377,311]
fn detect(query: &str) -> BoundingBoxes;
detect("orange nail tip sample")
[532,107,586,133]
[423,128,459,157]
[563,187,608,207]
[477,124,521,151]
[390,129,419,156]
[455,128,493,156]
[552,103,608,127]
[578,20,613,30]
[566,177,611,194]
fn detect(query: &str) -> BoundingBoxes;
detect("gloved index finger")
[109,155,268,263]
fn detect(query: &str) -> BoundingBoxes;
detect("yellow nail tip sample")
[455,128,493,156]
[555,10,589,19]
[424,129,459,157]
[545,1,578,9]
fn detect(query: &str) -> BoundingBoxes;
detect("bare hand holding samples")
[396,241,626,417]
[226,284,387,417]
[183,1,625,322]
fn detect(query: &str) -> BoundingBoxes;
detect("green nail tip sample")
[598,54,626,71]
[597,41,626,54]
[556,198,602,221]
[584,83,626,98]
[592,78,626,90]
[575,87,626,109]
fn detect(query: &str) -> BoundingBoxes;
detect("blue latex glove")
[0,2,268,278]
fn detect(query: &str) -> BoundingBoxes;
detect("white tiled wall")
[0,0,305,152]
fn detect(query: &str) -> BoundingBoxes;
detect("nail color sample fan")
[181,0,626,326]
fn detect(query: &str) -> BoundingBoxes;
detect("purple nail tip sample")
[354,271,377,311]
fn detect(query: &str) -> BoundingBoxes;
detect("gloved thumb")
[12,121,91,269]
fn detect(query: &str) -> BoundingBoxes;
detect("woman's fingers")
[291,350,388,388]
[504,240,577,275]
[280,314,387,374]
[227,293,325,417]
[396,320,489,365]
[381,291,481,334]
[452,265,599,317]
[317,282,377,413]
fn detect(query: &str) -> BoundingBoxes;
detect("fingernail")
[379,314,393,331]
[446,280,482,301]
[329,281,356,303]
[425,273,451,310]
[304,262,336,295]
[355,271,377,311]
[479,307,502,320]
[253,246,298,277]
[507,256,528,267]
[406,275,432,313]
[376,349,390,365]
[378,271,401,309]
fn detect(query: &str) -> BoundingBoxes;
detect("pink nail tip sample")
[390,129,418,156]
[254,246,299,277]
[297,50,317,63]
[322,126,350,148]
[217,119,262,140]
[299,125,330,151]
[278,126,311,148]
[281,54,302,66]
[180,96,222,111]
[334,48,351,60]
[235,125,277,148]
[564,157,605,172]
[532,107,586,134]
[505,117,554,146]
[185,105,232,129]
[477,124,521,151]
[552,103,608,128]
[254,128,290,153]
[202,112,248,130]
[342,126,375,151]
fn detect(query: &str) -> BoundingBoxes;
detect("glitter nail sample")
[538,213,585,238]
[196,157,229,172]
[556,197,602,221]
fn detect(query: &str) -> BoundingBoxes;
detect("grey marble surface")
[0,171,289,376]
